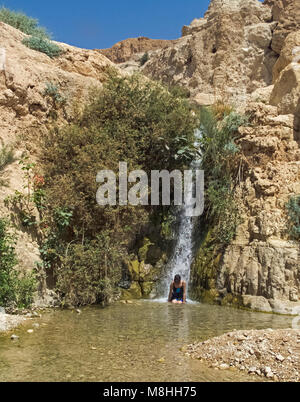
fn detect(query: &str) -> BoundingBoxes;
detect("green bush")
[0,145,14,171]
[39,72,198,305]
[199,106,248,245]
[43,82,66,104]
[286,195,300,240]
[0,7,49,38]
[0,218,36,308]
[56,233,122,306]
[22,36,63,58]
[140,52,150,66]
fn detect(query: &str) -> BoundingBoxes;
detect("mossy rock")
[220,293,242,307]
[146,245,164,265]
[139,261,152,281]
[139,261,162,282]
[190,228,224,303]
[141,281,155,297]
[201,289,220,304]
[138,238,154,261]
[120,281,142,300]
[127,260,140,281]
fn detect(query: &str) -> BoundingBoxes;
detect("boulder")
[242,295,273,312]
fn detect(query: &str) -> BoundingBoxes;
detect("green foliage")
[286,195,300,240]
[39,72,198,305]
[22,36,63,58]
[0,145,15,186]
[0,218,36,308]
[56,233,123,306]
[0,7,49,38]
[168,85,190,99]
[43,82,66,104]
[14,271,37,308]
[54,207,73,230]
[5,155,45,227]
[41,72,198,237]
[140,52,149,66]
[199,106,248,245]
[0,145,15,171]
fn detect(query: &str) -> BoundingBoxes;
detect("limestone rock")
[0,21,114,279]
[97,37,176,64]
[242,295,272,312]
[270,31,300,114]
[142,0,277,106]
[267,0,300,55]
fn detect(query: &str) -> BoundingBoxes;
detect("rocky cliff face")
[142,0,277,106]
[124,0,300,309]
[218,19,300,310]
[0,21,113,274]
[265,0,300,54]
[0,0,299,311]
[97,37,176,64]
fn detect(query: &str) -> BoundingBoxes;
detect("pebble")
[32,323,40,329]
[27,329,34,334]
[10,334,19,340]
[219,364,229,370]
[276,354,285,362]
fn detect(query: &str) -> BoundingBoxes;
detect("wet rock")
[241,295,272,313]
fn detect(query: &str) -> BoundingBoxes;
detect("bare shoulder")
[182,281,187,286]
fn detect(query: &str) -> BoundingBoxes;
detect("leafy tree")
[39,72,199,305]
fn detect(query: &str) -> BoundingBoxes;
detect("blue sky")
[2,0,213,49]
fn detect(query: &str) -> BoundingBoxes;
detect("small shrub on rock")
[286,195,300,240]
[0,7,49,38]
[22,36,63,58]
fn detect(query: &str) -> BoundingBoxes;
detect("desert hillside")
[0,0,299,314]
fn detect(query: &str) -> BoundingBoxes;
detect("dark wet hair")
[174,274,181,284]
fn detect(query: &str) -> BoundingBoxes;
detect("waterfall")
[158,130,202,300]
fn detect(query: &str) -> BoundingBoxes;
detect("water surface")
[0,301,293,382]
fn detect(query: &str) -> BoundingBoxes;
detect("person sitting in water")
[168,274,186,304]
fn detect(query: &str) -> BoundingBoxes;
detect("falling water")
[159,130,202,300]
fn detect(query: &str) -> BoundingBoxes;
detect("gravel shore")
[0,312,26,332]
[185,329,300,382]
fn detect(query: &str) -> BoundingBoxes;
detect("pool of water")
[0,300,293,382]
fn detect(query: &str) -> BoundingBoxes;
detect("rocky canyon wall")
[0,22,114,275]
[117,0,300,311]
